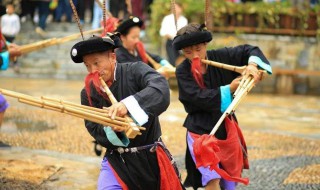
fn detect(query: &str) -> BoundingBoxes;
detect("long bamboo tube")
[99,77,144,138]
[209,79,254,135]
[19,98,125,130]
[201,59,246,74]
[20,27,103,55]
[0,88,129,131]
[41,96,127,122]
[145,53,162,70]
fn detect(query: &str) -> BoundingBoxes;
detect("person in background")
[1,3,20,43]
[115,16,172,69]
[92,0,109,29]
[1,3,20,71]
[159,2,187,66]
[54,0,73,22]
[31,0,51,36]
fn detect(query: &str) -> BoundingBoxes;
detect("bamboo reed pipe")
[234,74,249,97]
[209,77,254,135]
[145,53,162,70]
[99,77,145,137]
[19,98,124,129]
[0,88,128,128]
[201,59,246,74]
[40,96,127,122]
[20,27,103,55]
[42,96,107,113]
[232,78,255,112]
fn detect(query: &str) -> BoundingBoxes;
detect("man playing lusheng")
[70,34,183,190]
[173,23,272,190]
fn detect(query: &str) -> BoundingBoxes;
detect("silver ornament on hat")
[132,17,139,23]
[72,48,77,57]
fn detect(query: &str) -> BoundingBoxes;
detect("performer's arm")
[213,44,272,74]
[0,51,9,70]
[120,62,170,126]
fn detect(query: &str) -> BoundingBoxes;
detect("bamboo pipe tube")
[145,53,162,70]
[209,78,254,135]
[99,77,145,137]
[18,98,126,130]
[233,75,249,97]
[99,77,146,130]
[234,75,252,97]
[20,27,103,55]
[145,53,176,78]
[0,88,128,130]
[41,96,128,122]
[201,59,246,74]
[232,78,255,112]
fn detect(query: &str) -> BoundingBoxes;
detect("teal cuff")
[248,56,272,75]
[0,51,10,70]
[160,59,170,66]
[220,85,232,113]
[103,126,130,147]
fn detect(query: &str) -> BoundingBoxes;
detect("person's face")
[175,4,182,16]
[182,43,207,61]
[6,5,14,14]
[120,26,141,51]
[83,51,116,82]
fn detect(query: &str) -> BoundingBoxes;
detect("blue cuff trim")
[104,126,130,147]
[248,56,272,75]
[160,59,170,66]
[220,85,232,113]
[0,51,10,70]
[121,95,148,126]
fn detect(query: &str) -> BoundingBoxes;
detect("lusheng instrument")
[135,42,176,78]
[99,77,146,138]
[0,88,142,139]
[201,59,267,135]
[20,27,103,55]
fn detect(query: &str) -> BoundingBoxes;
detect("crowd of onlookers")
[0,0,154,36]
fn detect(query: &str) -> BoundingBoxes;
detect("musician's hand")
[230,77,242,93]
[243,63,260,84]
[107,102,128,120]
[8,43,22,58]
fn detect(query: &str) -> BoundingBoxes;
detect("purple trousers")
[97,158,122,190]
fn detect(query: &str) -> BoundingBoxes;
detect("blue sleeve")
[248,56,272,75]
[0,51,10,70]
[220,85,232,113]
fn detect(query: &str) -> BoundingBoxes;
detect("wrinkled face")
[182,43,207,61]
[83,51,116,82]
[120,26,141,51]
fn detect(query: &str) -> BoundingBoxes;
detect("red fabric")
[107,161,129,190]
[191,57,205,89]
[100,17,119,37]
[156,147,183,190]
[135,41,148,64]
[192,116,249,185]
[84,71,110,106]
